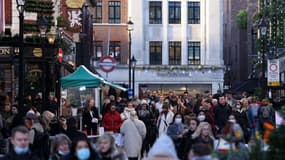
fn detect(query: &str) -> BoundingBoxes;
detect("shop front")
[95,65,224,97]
[0,44,57,105]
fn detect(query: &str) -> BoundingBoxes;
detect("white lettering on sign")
[68,10,82,27]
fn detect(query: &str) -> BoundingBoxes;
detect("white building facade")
[97,0,224,96]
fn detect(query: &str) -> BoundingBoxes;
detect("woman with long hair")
[166,113,188,159]
[49,134,71,160]
[232,100,250,143]
[192,122,214,148]
[96,133,127,160]
[221,114,244,149]
[183,117,199,160]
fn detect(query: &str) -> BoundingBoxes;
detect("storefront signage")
[0,47,11,55]
[0,47,19,56]
[33,48,43,57]
[157,71,191,77]
[267,59,280,86]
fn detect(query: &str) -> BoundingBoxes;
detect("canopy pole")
[60,87,62,116]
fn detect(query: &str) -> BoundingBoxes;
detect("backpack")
[260,106,272,120]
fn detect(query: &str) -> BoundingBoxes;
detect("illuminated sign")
[66,0,84,8]
[0,47,19,56]
[0,47,10,55]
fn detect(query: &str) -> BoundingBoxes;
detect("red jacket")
[103,111,122,133]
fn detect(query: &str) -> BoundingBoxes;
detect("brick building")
[223,0,258,88]
[0,0,12,32]
[91,0,129,64]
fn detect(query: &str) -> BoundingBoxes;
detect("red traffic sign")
[269,63,278,72]
[98,56,117,73]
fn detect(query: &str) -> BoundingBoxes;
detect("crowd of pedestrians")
[0,90,277,160]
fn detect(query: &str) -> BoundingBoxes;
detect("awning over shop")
[61,65,127,91]
[103,80,127,91]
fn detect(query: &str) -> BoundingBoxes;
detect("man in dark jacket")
[65,117,87,142]
[214,96,232,134]
[45,94,57,115]
[0,126,40,160]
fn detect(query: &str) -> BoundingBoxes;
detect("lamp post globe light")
[127,19,134,98]
[131,56,137,98]
[38,17,49,37]
[259,18,267,98]
[47,27,57,45]
[37,17,49,110]
[16,0,25,108]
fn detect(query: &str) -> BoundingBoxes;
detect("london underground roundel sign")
[98,56,117,73]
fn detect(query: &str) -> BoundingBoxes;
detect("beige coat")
[120,118,146,158]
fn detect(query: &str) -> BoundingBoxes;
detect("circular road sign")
[98,56,117,73]
[269,63,278,72]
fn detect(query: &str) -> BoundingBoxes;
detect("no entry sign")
[97,56,117,73]
[267,59,280,86]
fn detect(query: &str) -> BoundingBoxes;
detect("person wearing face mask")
[49,134,71,160]
[167,113,188,159]
[68,137,99,160]
[232,100,250,143]
[0,126,40,160]
[221,115,245,149]
[197,111,206,122]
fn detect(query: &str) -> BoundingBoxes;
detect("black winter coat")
[82,107,99,127]
[232,109,250,130]
[214,104,232,131]
[49,152,69,160]
[183,130,195,159]
[0,150,40,160]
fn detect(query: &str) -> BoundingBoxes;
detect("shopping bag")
[216,138,236,153]
[113,133,124,147]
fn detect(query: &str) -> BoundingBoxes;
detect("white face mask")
[175,118,182,124]
[58,150,70,156]
[229,119,236,123]
[236,105,241,109]
[198,115,206,122]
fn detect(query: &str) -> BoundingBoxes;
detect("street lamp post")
[38,17,48,108]
[259,18,267,98]
[127,20,134,96]
[131,56,137,98]
[16,0,25,107]
[47,28,61,114]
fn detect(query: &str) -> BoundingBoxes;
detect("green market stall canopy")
[61,65,127,91]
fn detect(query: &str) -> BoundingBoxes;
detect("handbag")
[113,133,124,147]
[216,138,236,152]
